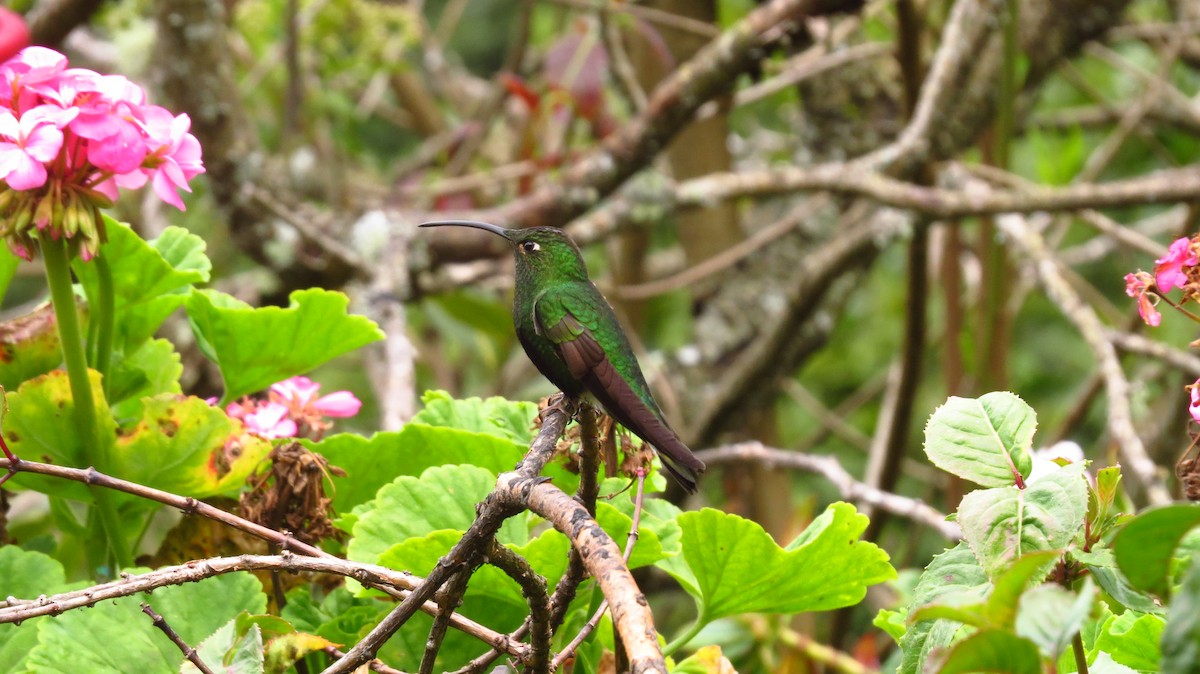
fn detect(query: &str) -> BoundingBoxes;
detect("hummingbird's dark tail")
[654,435,706,494]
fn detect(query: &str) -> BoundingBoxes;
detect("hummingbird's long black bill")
[419,220,512,240]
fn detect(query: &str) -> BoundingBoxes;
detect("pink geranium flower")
[1155,237,1198,293]
[219,376,362,441]
[1125,272,1161,327]
[0,46,204,260]
[271,375,363,420]
[1191,384,1200,425]
[242,402,298,439]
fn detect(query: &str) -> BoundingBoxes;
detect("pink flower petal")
[313,391,362,418]
[1191,386,1200,425]
[21,123,63,163]
[0,150,46,189]
[151,170,187,210]
[87,122,147,173]
[270,376,320,406]
[1155,237,1198,293]
[244,402,298,439]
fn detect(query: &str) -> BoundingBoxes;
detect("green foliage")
[186,288,384,403]
[18,572,265,674]
[891,392,1194,674]
[1114,504,1200,600]
[660,504,895,651]
[74,218,210,351]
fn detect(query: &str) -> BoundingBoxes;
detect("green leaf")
[593,501,666,569]
[74,219,210,349]
[24,571,265,674]
[924,392,1036,487]
[958,462,1088,579]
[3,370,115,502]
[1114,503,1200,600]
[347,464,525,566]
[938,630,1042,674]
[875,608,907,644]
[899,543,989,674]
[667,504,895,622]
[1016,578,1095,658]
[911,551,1064,632]
[110,394,273,499]
[107,338,183,421]
[186,288,383,402]
[182,616,264,674]
[313,426,529,525]
[411,390,540,444]
[0,546,68,672]
[0,305,61,392]
[1095,611,1165,672]
[1073,549,1162,615]
[985,550,1065,628]
[1161,555,1200,674]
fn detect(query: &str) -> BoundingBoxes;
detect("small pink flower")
[1126,271,1161,327]
[1155,237,1198,293]
[0,107,65,190]
[243,402,298,439]
[271,375,363,418]
[136,106,204,210]
[1190,385,1200,425]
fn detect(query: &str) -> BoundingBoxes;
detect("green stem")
[661,609,707,657]
[92,254,115,395]
[1072,633,1089,674]
[42,236,131,572]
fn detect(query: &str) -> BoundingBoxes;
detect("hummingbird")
[420,220,706,492]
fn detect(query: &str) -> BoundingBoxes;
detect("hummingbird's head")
[419,220,589,283]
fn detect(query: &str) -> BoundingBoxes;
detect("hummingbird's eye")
[521,241,540,253]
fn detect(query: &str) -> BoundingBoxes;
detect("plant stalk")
[92,253,115,395]
[41,236,130,572]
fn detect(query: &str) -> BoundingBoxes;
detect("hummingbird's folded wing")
[533,286,704,492]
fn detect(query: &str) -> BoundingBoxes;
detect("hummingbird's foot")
[538,392,580,421]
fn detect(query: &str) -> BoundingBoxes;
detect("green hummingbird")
[420,220,706,492]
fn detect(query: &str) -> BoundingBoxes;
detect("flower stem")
[92,254,115,395]
[42,236,130,572]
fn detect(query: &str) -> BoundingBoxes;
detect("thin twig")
[695,443,961,539]
[323,647,409,674]
[141,602,215,674]
[0,458,516,654]
[486,542,553,674]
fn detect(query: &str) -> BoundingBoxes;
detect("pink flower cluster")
[0,47,204,260]
[1125,236,1199,328]
[223,376,362,441]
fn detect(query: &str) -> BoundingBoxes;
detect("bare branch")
[696,442,961,540]
[996,213,1172,505]
[141,603,215,674]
